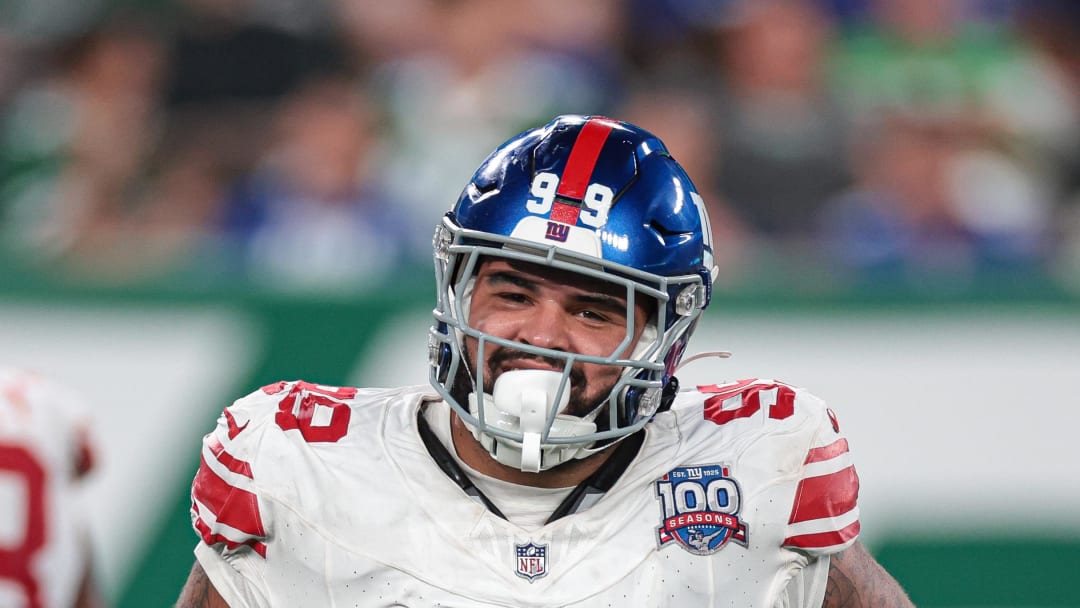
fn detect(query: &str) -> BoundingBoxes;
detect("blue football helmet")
[429,114,715,472]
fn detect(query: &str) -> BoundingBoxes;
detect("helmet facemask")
[429,217,708,472]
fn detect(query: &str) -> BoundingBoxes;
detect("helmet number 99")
[526,172,612,228]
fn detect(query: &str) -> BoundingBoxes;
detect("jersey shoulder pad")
[688,377,818,429]
[189,380,362,558]
[681,378,860,555]
[777,386,860,556]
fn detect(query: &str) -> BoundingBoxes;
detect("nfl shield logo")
[515,541,548,582]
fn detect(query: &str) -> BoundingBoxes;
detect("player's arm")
[176,561,230,608]
[822,540,914,607]
[73,548,105,608]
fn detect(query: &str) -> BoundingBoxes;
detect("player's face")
[464,258,652,416]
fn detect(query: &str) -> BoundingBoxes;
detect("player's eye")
[578,309,610,323]
[496,291,531,304]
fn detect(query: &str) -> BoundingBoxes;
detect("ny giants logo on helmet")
[544,221,572,243]
[655,464,748,555]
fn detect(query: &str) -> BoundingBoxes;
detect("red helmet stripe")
[555,117,617,200]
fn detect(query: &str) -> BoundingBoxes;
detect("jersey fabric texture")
[0,368,95,608]
[190,378,859,607]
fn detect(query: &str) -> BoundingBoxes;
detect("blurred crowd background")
[3,3,1079,605]
[1,0,1078,297]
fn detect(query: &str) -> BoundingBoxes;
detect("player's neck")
[449,412,615,489]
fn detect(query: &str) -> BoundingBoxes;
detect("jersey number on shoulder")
[700,379,796,425]
[263,381,356,443]
[0,444,46,608]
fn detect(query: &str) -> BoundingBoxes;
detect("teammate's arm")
[74,554,105,608]
[822,540,913,607]
[176,562,230,608]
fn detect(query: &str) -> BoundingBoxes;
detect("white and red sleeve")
[190,398,270,559]
[781,409,860,557]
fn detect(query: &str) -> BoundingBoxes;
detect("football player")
[178,115,912,607]
[0,367,103,608]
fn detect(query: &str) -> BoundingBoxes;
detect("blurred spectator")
[0,13,166,269]
[161,0,347,217]
[818,116,1048,286]
[825,0,1065,286]
[331,0,443,78]
[0,0,105,44]
[216,75,416,290]
[360,0,617,238]
[0,366,103,608]
[708,0,854,238]
[621,0,737,83]
[0,31,26,114]
[0,0,1074,296]
[166,0,343,110]
[830,0,1012,126]
[1009,1,1080,288]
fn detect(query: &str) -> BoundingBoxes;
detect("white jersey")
[191,378,859,607]
[0,368,95,608]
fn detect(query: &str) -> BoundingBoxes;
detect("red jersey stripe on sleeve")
[788,465,859,524]
[192,507,268,558]
[207,435,253,479]
[804,438,850,464]
[193,455,267,539]
[783,520,861,550]
[224,408,250,439]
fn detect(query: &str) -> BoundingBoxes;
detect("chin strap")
[417,407,506,519]
[543,427,645,523]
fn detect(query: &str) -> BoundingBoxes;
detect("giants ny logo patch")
[515,541,548,582]
[655,464,748,555]
[545,221,571,242]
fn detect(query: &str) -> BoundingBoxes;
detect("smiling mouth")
[498,361,562,374]
[487,351,566,375]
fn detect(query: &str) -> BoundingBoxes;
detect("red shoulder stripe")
[224,408,250,439]
[783,520,860,549]
[192,507,268,558]
[192,455,266,538]
[804,438,849,464]
[788,465,859,524]
[207,435,253,478]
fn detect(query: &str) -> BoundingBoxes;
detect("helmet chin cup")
[466,370,596,472]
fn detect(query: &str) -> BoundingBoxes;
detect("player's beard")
[450,346,606,419]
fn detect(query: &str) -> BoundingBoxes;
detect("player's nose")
[515,300,572,352]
